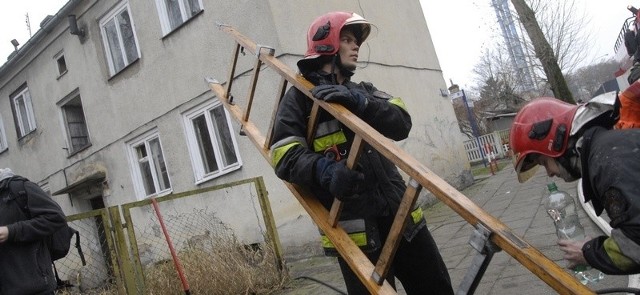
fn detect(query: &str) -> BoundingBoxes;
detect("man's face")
[536,155,579,182]
[338,30,360,71]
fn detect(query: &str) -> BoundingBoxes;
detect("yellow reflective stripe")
[271,141,301,167]
[313,131,347,152]
[389,97,407,111]
[604,237,637,271]
[321,232,367,248]
[411,207,423,224]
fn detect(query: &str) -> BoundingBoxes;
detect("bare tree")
[510,0,575,103]
[566,58,621,102]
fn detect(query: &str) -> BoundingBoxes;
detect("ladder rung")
[372,178,422,284]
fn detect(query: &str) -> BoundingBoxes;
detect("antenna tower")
[491,0,535,92]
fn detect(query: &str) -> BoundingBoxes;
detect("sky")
[0,0,634,89]
[420,0,634,90]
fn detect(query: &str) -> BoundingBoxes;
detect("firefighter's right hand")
[317,159,365,201]
[311,85,368,115]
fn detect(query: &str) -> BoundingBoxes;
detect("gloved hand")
[316,158,366,201]
[311,84,368,115]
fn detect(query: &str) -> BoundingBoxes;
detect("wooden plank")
[372,179,421,284]
[328,134,364,227]
[209,25,595,294]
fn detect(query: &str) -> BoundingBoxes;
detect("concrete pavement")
[276,164,630,294]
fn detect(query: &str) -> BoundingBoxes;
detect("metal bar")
[456,223,500,295]
[225,43,241,100]
[243,57,262,122]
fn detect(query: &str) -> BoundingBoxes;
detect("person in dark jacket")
[0,168,67,295]
[269,11,453,294]
[509,97,640,275]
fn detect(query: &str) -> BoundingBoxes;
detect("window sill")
[67,143,92,158]
[107,58,140,81]
[56,70,68,80]
[194,163,242,185]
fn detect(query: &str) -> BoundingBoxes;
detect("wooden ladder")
[206,24,593,295]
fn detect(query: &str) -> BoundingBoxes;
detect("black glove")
[311,84,368,115]
[316,158,365,201]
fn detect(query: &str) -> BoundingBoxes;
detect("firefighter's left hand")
[558,237,589,269]
[312,85,368,115]
[0,226,8,243]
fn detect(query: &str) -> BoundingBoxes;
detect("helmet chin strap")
[556,142,582,181]
[331,54,354,84]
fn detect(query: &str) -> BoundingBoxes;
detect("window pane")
[211,106,238,166]
[117,10,138,64]
[192,114,218,173]
[136,145,155,195]
[165,0,183,30]
[105,19,125,72]
[149,138,170,191]
[64,104,90,152]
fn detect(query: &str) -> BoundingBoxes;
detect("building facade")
[0,0,471,258]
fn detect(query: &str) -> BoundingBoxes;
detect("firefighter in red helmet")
[270,11,453,294]
[510,95,640,275]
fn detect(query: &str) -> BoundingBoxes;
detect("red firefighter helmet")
[297,11,371,73]
[510,97,579,183]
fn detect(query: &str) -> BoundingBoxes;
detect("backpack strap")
[2,176,30,218]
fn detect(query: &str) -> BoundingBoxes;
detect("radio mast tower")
[491,0,535,92]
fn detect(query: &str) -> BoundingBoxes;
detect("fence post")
[109,206,140,295]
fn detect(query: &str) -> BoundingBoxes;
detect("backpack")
[2,176,86,287]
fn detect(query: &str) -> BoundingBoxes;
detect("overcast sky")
[420,0,633,89]
[0,0,634,90]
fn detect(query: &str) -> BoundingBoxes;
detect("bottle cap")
[547,182,558,192]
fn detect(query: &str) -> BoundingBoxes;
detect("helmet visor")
[514,153,540,183]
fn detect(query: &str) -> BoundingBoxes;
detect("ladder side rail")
[213,26,593,294]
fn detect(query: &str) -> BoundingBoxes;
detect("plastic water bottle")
[543,182,604,285]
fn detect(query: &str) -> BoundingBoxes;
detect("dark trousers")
[337,215,454,295]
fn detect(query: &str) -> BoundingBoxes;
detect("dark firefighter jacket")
[0,175,66,295]
[580,126,640,274]
[269,70,425,252]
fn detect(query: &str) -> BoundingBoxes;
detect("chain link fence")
[55,177,284,294]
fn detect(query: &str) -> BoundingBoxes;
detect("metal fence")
[55,176,283,294]
[463,129,510,163]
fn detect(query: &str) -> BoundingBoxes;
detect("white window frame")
[54,51,68,78]
[126,129,172,199]
[0,114,7,152]
[183,99,242,183]
[58,90,91,154]
[99,1,141,76]
[154,0,203,35]
[11,86,37,137]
